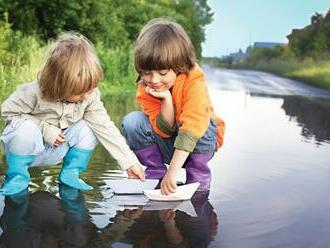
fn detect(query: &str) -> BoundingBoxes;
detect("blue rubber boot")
[0,151,35,196]
[59,184,88,224]
[2,188,30,230]
[59,147,94,191]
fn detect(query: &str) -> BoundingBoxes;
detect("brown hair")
[38,32,103,101]
[134,18,196,74]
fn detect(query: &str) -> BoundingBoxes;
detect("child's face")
[141,69,177,91]
[64,89,93,103]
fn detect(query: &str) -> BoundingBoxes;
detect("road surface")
[203,65,330,99]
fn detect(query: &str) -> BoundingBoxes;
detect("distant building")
[228,49,248,64]
[253,42,286,48]
[222,41,287,65]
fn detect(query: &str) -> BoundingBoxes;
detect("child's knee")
[195,120,218,153]
[121,111,150,136]
[5,119,43,155]
[67,120,98,150]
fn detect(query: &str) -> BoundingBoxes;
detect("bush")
[0,14,43,100]
[96,42,137,94]
[0,16,138,99]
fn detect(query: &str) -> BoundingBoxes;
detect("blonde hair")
[134,18,196,74]
[38,32,103,101]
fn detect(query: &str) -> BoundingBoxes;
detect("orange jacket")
[136,65,225,152]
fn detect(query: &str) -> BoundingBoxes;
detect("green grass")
[0,18,138,101]
[252,59,330,91]
[0,17,43,100]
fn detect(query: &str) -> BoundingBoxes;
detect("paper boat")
[106,179,159,194]
[143,200,197,217]
[143,182,200,201]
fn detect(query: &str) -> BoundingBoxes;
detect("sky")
[202,0,330,57]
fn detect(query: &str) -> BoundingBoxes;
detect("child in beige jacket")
[0,32,144,196]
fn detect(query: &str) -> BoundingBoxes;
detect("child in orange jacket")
[121,18,225,195]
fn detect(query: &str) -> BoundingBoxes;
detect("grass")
[239,58,330,91]
[0,19,138,101]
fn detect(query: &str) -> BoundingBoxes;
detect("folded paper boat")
[143,182,200,201]
[143,200,197,216]
[106,179,159,194]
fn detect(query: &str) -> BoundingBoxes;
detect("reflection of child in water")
[0,185,96,247]
[106,191,219,247]
[0,189,218,247]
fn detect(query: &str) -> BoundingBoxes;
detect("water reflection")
[0,185,96,247]
[0,87,329,247]
[0,187,218,247]
[95,191,218,247]
[281,96,330,144]
[247,92,330,144]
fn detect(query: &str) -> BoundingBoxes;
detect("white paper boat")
[143,200,197,217]
[143,182,200,201]
[106,179,159,194]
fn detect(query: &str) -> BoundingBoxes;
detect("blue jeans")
[1,119,98,167]
[121,111,217,164]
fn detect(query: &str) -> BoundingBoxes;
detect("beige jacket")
[1,81,140,170]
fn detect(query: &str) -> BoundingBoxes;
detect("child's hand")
[54,132,65,147]
[126,164,145,180]
[160,171,177,195]
[159,209,176,222]
[123,208,143,220]
[145,86,171,100]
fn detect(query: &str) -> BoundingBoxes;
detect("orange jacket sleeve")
[175,73,211,150]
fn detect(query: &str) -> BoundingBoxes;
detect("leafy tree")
[287,10,330,57]
[0,0,213,56]
[0,0,129,47]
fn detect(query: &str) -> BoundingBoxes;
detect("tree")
[287,10,330,56]
[0,0,213,55]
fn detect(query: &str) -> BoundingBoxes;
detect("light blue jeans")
[1,119,98,167]
[121,111,217,164]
